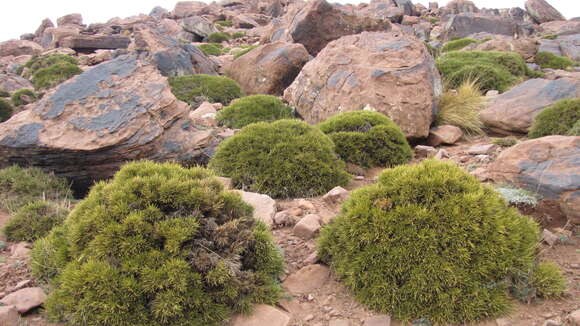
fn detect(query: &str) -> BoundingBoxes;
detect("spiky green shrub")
[207,32,230,43]
[169,74,242,106]
[232,32,245,39]
[32,61,82,89]
[3,201,68,242]
[198,43,223,56]
[215,20,233,27]
[442,38,478,52]
[0,98,12,122]
[233,45,258,59]
[0,165,72,213]
[210,120,350,198]
[436,51,539,92]
[530,262,566,298]
[492,136,518,147]
[436,79,485,136]
[0,90,9,97]
[11,88,37,106]
[318,111,412,168]
[535,52,576,70]
[216,95,293,129]
[21,54,79,77]
[567,120,580,136]
[542,34,557,40]
[528,99,580,138]
[31,161,284,326]
[318,159,542,324]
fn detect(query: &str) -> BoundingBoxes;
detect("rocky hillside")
[0,0,578,325]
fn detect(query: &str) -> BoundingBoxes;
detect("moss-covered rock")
[318,111,412,168]
[0,98,12,122]
[216,95,293,129]
[31,161,284,326]
[441,38,478,52]
[10,88,37,106]
[169,74,242,106]
[209,120,350,198]
[233,45,258,59]
[3,201,68,242]
[207,32,230,43]
[528,98,580,138]
[436,51,540,92]
[535,52,576,70]
[318,159,544,324]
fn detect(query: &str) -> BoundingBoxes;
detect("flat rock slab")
[0,305,19,325]
[60,35,131,50]
[283,264,330,294]
[0,287,47,313]
[230,304,290,326]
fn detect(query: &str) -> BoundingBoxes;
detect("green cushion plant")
[20,54,79,78]
[0,98,13,122]
[3,200,69,242]
[207,32,230,43]
[198,43,224,56]
[441,38,478,52]
[216,95,293,129]
[318,111,412,168]
[169,74,242,106]
[567,120,580,136]
[318,159,560,324]
[11,88,37,106]
[215,20,233,27]
[31,161,284,326]
[32,61,83,89]
[0,90,10,97]
[209,120,350,198]
[528,98,580,138]
[535,52,576,70]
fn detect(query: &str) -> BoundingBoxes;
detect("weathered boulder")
[463,36,538,59]
[284,31,442,139]
[0,305,19,325]
[525,0,565,24]
[274,0,392,55]
[0,54,225,193]
[0,287,47,313]
[57,13,83,27]
[0,74,33,93]
[539,34,580,62]
[283,264,330,294]
[427,125,463,146]
[293,214,322,239]
[172,1,205,18]
[60,35,131,51]
[0,40,43,57]
[226,42,310,95]
[393,0,416,16]
[180,16,218,39]
[230,305,290,326]
[480,78,580,134]
[442,14,523,40]
[34,18,54,38]
[150,6,170,19]
[489,136,580,224]
[441,0,479,15]
[235,190,276,226]
[540,21,580,36]
[39,26,81,48]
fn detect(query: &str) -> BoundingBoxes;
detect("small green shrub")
[207,32,230,43]
[567,120,580,136]
[542,34,558,40]
[429,17,440,24]
[209,120,350,198]
[318,111,412,168]
[530,262,566,298]
[233,45,258,59]
[0,90,10,97]
[318,159,541,324]
[198,43,223,56]
[442,38,478,52]
[436,51,537,92]
[528,99,580,138]
[0,165,72,213]
[169,74,242,106]
[424,42,440,59]
[492,136,518,147]
[215,20,233,27]
[232,32,245,39]
[0,98,13,122]
[32,61,83,89]
[217,95,293,128]
[21,54,79,78]
[11,88,37,106]
[436,79,485,136]
[31,161,284,325]
[535,52,576,70]
[3,201,68,242]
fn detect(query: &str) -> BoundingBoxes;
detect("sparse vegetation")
[169,74,243,106]
[233,45,258,59]
[318,111,412,168]
[567,120,580,136]
[232,32,245,39]
[541,34,557,40]
[495,186,540,207]
[528,99,580,138]
[0,90,10,97]
[3,200,68,242]
[21,54,82,89]
[510,262,566,303]
[197,43,224,56]
[441,38,478,52]
[215,20,233,27]
[216,95,293,128]
[11,88,37,106]
[31,161,284,326]
[209,120,350,198]
[318,159,544,324]
[436,79,485,136]
[535,52,576,70]
[0,98,13,122]
[492,136,518,147]
[207,32,230,43]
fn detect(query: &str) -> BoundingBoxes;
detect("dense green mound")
[198,43,224,56]
[0,98,12,122]
[207,32,230,43]
[535,52,576,70]
[169,74,242,107]
[209,120,350,198]
[318,111,412,168]
[567,120,580,136]
[0,165,72,213]
[3,201,68,242]
[21,54,82,89]
[11,88,37,106]
[318,160,552,324]
[31,161,284,326]
[216,95,293,129]
[441,38,477,52]
[0,90,9,97]
[436,51,540,92]
[528,99,580,138]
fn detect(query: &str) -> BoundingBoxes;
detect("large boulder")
[0,54,225,193]
[284,32,442,139]
[172,1,207,18]
[538,34,580,62]
[480,78,580,135]
[525,0,565,24]
[0,40,43,57]
[442,14,525,40]
[225,42,311,95]
[463,37,538,59]
[0,74,33,93]
[180,16,218,39]
[489,136,580,224]
[540,21,580,36]
[440,0,479,15]
[39,26,81,48]
[56,13,83,27]
[60,35,131,51]
[272,0,392,55]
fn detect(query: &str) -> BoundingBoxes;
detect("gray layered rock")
[0,74,33,93]
[180,16,218,39]
[442,14,529,40]
[525,0,565,24]
[60,35,131,51]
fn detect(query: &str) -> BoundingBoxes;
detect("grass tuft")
[436,79,485,136]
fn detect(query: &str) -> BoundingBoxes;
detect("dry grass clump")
[436,79,486,136]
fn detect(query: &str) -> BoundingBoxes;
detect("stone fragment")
[466,144,497,155]
[363,315,391,326]
[283,264,330,294]
[293,214,322,240]
[427,125,463,146]
[0,288,47,313]
[236,190,276,227]
[0,306,19,325]
[322,186,350,206]
[230,304,290,326]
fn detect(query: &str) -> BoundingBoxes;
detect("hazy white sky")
[0,0,578,42]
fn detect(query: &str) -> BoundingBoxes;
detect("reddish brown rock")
[442,14,522,40]
[0,287,47,313]
[293,214,322,239]
[540,21,580,36]
[488,136,580,224]
[0,305,19,325]
[284,31,442,139]
[226,42,311,96]
[525,0,565,24]
[0,40,43,58]
[441,0,479,15]
[172,1,207,18]
[427,125,463,146]
[322,186,350,206]
[0,74,33,93]
[235,190,276,227]
[230,305,290,326]
[40,26,81,48]
[463,37,538,60]
[363,315,391,326]
[283,264,330,294]
[57,13,83,27]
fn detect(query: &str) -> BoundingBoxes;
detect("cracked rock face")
[0,54,224,193]
[283,31,442,139]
